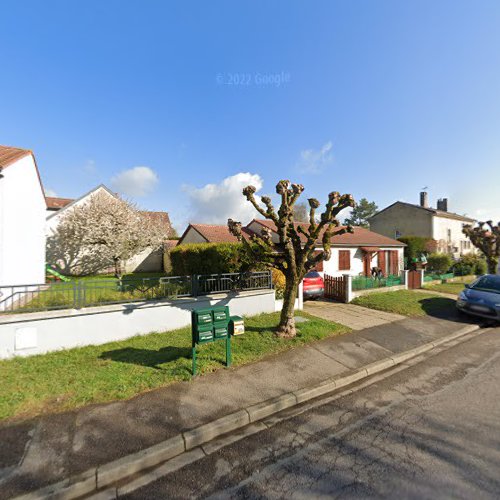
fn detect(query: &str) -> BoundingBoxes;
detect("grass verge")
[0,312,348,422]
[352,290,456,317]
[424,276,475,295]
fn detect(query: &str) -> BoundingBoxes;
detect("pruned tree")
[228,180,355,338]
[344,197,378,228]
[47,192,169,277]
[463,221,500,274]
[293,202,309,223]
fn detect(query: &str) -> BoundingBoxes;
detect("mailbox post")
[191,306,232,376]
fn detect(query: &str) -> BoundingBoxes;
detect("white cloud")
[44,188,57,197]
[185,172,263,224]
[298,141,333,174]
[110,166,159,197]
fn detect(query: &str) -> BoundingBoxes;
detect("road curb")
[14,323,482,500]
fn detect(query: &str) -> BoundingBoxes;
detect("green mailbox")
[212,306,229,322]
[191,306,231,376]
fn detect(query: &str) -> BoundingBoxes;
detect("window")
[447,229,452,242]
[338,250,351,271]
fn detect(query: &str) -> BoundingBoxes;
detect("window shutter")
[378,251,386,275]
[338,250,350,271]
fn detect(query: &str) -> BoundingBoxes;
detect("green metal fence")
[351,274,403,291]
[423,272,454,283]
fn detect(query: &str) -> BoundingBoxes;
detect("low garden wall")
[0,289,276,360]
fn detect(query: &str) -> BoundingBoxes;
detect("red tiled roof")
[0,145,32,169]
[179,223,253,244]
[141,211,172,235]
[165,239,179,249]
[45,196,74,210]
[251,219,405,247]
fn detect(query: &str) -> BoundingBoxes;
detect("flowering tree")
[228,180,355,338]
[47,193,169,277]
[463,221,500,274]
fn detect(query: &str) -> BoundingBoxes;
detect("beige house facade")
[369,193,475,259]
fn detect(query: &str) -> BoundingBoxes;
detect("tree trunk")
[487,257,499,275]
[114,258,122,279]
[276,273,298,338]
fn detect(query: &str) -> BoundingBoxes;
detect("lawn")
[352,290,456,317]
[0,312,349,422]
[424,276,475,296]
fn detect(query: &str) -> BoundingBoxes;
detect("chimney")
[437,198,448,212]
[420,191,429,208]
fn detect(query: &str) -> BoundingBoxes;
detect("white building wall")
[0,155,46,286]
[322,247,405,277]
[179,228,209,244]
[431,216,475,257]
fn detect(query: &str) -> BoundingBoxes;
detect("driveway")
[304,299,404,330]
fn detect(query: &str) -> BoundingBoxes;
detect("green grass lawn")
[424,276,475,295]
[352,290,456,317]
[0,312,349,422]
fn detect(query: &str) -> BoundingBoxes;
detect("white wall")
[45,185,115,234]
[179,228,209,244]
[322,247,405,277]
[0,290,276,359]
[0,155,46,287]
[432,216,475,257]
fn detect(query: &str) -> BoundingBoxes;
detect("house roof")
[250,219,405,247]
[140,211,172,233]
[178,223,253,245]
[46,196,74,210]
[369,201,475,223]
[0,145,32,169]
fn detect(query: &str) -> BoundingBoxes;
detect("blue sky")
[1,0,500,231]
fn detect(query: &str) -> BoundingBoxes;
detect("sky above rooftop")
[1,0,500,231]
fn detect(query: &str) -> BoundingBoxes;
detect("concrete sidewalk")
[0,310,480,499]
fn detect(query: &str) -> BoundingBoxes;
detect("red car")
[303,271,324,300]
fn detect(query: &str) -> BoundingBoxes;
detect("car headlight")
[457,299,466,307]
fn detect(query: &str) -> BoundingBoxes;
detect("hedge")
[426,253,453,274]
[170,243,254,275]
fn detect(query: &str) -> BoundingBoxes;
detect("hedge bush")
[427,253,453,274]
[398,236,432,264]
[170,243,255,276]
[452,254,487,276]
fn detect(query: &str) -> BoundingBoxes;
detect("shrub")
[170,243,257,276]
[427,253,453,274]
[272,269,286,299]
[398,236,432,265]
[452,254,488,276]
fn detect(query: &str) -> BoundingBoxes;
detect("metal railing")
[0,271,272,315]
[351,273,403,291]
[423,272,454,283]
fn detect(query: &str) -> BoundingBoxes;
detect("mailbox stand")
[191,306,232,377]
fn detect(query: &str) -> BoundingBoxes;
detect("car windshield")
[470,275,500,293]
[305,272,321,278]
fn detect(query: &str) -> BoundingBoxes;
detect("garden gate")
[324,274,347,302]
[408,270,422,289]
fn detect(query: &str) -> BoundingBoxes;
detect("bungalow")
[0,145,46,287]
[46,184,173,274]
[178,219,405,277]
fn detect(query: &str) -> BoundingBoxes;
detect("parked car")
[456,274,500,321]
[303,271,324,300]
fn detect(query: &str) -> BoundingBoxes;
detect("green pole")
[192,342,197,376]
[225,335,231,367]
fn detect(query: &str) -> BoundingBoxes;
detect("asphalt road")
[125,326,500,499]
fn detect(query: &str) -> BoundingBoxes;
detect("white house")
[178,219,405,277]
[0,145,47,288]
[46,185,172,274]
[369,192,476,258]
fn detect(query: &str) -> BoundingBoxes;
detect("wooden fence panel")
[324,274,347,302]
